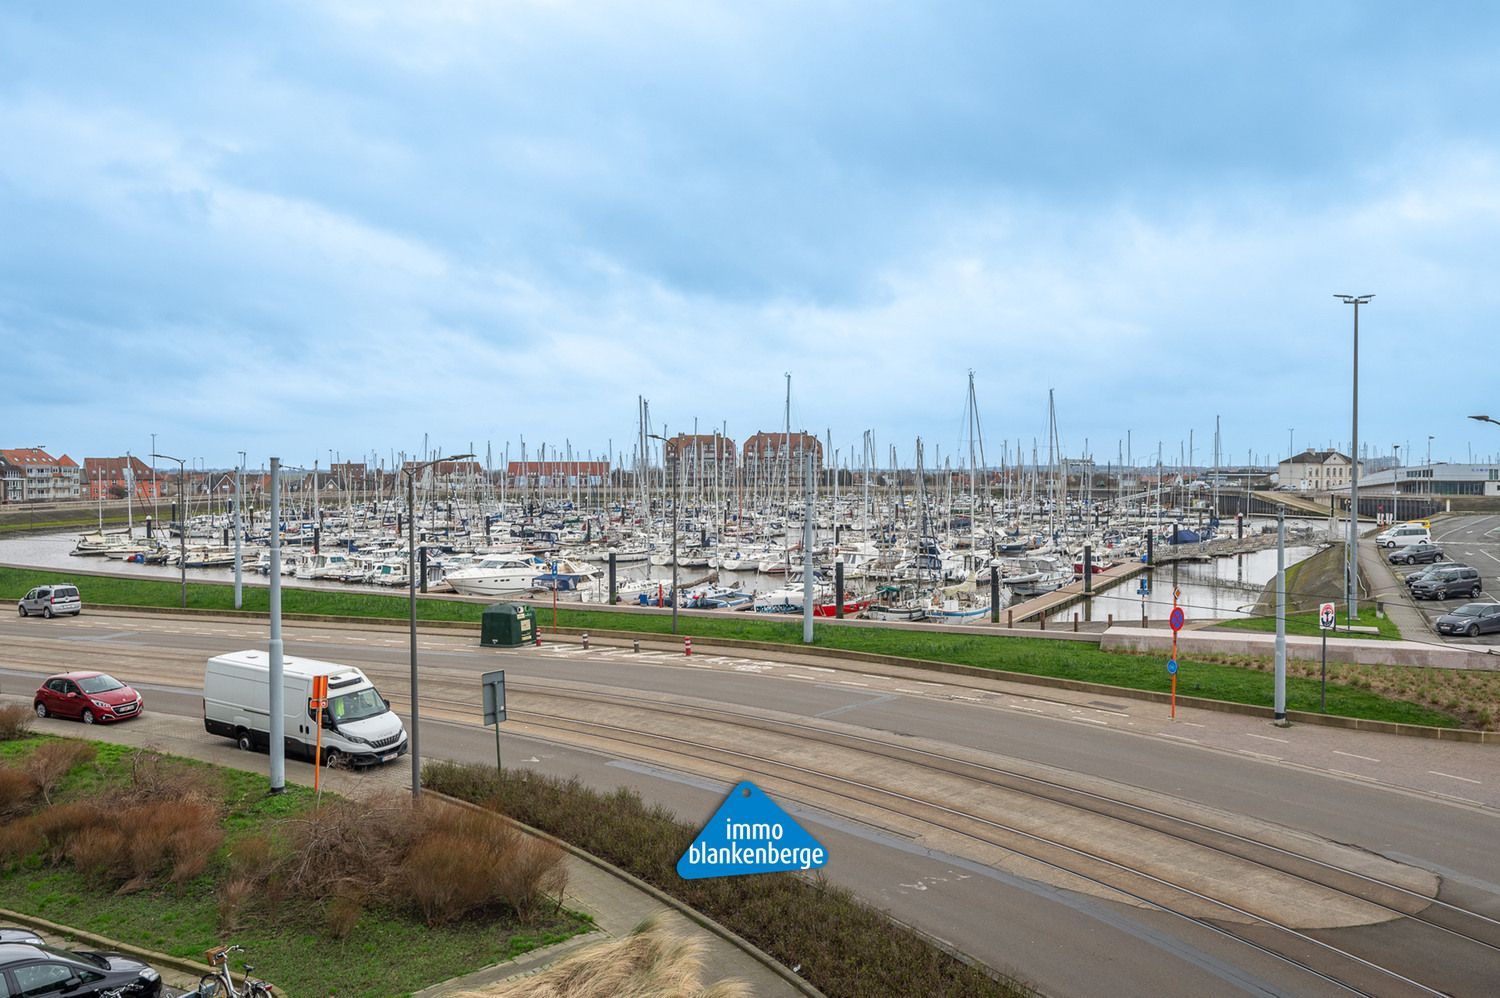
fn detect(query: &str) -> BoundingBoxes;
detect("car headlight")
[140,968,160,981]
[345,734,372,746]
[91,698,111,709]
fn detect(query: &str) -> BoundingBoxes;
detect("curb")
[0,905,213,982]
[426,790,827,998]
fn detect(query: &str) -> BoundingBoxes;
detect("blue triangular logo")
[677,782,827,880]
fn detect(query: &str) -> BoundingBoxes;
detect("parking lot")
[1390,513,1500,646]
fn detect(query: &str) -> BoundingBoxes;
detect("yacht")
[444,555,544,596]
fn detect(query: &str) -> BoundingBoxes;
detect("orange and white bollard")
[535,630,542,647]
[684,637,692,656]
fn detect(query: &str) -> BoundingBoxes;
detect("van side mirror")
[383,698,391,709]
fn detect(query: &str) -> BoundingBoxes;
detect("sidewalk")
[0,696,809,998]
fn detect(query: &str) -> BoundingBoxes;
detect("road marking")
[804,667,836,674]
[839,681,869,687]
[1484,552,1500,566]
[785,675,821,681]
[894,688,924,694]
[1158,733,1199,743]
[1246,733,1289,743]
[1429,771,1482,785]
[952,695,984,702]
[1333,750,1380,762]
[1008,705,1043,713]
[1179,721,1206,728]
[1237,749,1281,760]
[914,681,945,687]
[1073,716,1108,725]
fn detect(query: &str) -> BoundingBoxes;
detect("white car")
[17,585,82,618]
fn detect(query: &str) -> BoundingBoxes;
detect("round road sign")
[1169,607,1185,631]
[1167,659,1178,675]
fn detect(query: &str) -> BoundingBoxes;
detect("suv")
[1411,566,1482,601]
[17,585,82,618]
[1389,542,1443,565]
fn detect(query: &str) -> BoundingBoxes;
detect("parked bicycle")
[196,943,275,997]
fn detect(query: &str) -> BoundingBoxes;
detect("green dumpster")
[481,603,535,647]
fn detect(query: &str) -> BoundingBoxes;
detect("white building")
[1276,449,1362,492]
[1358,463,1500,498]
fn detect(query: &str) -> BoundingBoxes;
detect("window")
[10,962,74,996]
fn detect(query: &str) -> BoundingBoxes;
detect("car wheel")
[1468,624,1480,637]
[1405,555,1415,565]
[34,702,47,719]
[1472,586,1482,598]
[236,729,253,752]
[42,606,53,619]
[81,709,95,725]
[16,605,25,617]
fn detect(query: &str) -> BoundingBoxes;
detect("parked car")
[1405,563,1457,589]
[1435,603,1500,637]
[0,928,44,945]
[16,584,82,618]
[32,672,144,725]
[0,941,161,997]
[1411,566,1483,601]
[1389,542,1443,565]
[1375,523,1432,549]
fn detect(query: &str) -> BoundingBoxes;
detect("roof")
[1283,448,1353,466]
[208,649,370,683]
[0,447,62,466]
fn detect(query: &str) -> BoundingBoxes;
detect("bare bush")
[22,741,96,804]
[0,704,33,741]
[0,767,39,817]
[495,836,568,922]
[123,749,223,805]
[63,801,223,893]
[227,834,276,882]
[217,877,256,933]
[323,889,365,939]
[0,818,43,866]
[29,802,109,862]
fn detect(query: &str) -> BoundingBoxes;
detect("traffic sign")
[1173,586,1181,601]
[1137,580,1151,596]
[1318,602,1336,631]
[1167,659,1178,675]
[1169,607,1185,632]
[482,669,507,726]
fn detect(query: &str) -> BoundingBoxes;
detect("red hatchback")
[33,672,144,725]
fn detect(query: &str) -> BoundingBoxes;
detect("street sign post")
[481,670,507,773]
[311,674,329,792]
[1318,602,1336,711]
[1168,595,1184,719]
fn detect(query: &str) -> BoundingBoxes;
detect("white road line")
[1429,771,1483,785]
[804,667,836,674]
[1483,552,1500,566]
[1179,721,1206,728]
[1009,705,1043,713]
[1246,733,1289,743]
[894,688,923,694]
[914,681,945,687]
[839,681,869,687]
[1333,750,1380,762]
[786,675,820,681]
[952,695,983,702]
[1237,749,1281,760]
[1326,769,1378,782]
[1073,717,1108,725]
[1158,733,1199,743]
[860,674,885,679]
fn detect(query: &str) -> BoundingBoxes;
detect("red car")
[33,672,144,725]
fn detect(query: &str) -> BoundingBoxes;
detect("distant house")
[742,431,823,489]
[0,447,82,502]
[82,455,160,500]
[1276,449,1362,492]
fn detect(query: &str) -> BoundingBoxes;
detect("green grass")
[0,565,1463,728]
[1213,605,1402,641]
[0,737,590,997]
[0,516,135,534]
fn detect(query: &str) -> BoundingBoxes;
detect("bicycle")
[197,943,275,997]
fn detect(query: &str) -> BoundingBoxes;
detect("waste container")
[481,603,535,647]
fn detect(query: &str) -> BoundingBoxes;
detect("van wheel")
[1472,586,1482,599]
[17,605,25,617]
[236,730,253,752]
[42,606,53,619]
[323,749,344,769]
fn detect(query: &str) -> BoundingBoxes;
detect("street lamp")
[1471,415,1500,427]
[1334,293,1373,619]
[150,453,187,608]
[404,452,474,799]
[646,433,679,634]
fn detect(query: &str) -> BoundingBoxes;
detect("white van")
[204,650,408,767]
[1376,523,1432,549]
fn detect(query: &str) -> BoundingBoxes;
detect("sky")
[4,1,1500,473]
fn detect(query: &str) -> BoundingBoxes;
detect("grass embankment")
[0,516,135,535]
[0,732,587,997]
[425,761,1034,998]
[0,566,1473,728]
[1214,605,1402,641]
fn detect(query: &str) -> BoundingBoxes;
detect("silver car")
[17,585,82,618]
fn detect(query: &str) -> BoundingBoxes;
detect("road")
[1406,514,1500,645]
[3,610,1499,997]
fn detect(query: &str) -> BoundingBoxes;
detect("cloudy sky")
[4,1,1499,472]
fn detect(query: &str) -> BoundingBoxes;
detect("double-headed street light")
[150,453,187,608]
[404,452,474,799]
[1335,293,1373,620]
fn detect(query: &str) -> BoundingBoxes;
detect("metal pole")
[178,462,187,607]
[1274,505,1287,724]
[233,454,244,610]
[803,452,814,644]
[1320,628,1327,713]
[408,468,421,799]
[268,457,285,794]
[670,454,679,634]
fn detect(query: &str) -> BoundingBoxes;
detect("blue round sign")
[1169,607,1185,632]
[1167,659,1178,675]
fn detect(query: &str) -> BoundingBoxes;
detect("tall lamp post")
[646,433,679,634]
[1335,293,1373,620]
[404,452,474,799]
[151,453,187,608]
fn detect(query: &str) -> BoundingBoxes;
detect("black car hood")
[78,950,152,974]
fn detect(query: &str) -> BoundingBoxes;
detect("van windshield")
[329,687,387,724]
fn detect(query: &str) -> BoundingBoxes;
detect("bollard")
[535,628,542,647]
[1039,615,1046,631]
[632,639,640,653]
[685,637,692,656]
[1107,613,1114,627]
[1073,612,1079,632]
[582,632,589,650]
[1007,609,1014,628]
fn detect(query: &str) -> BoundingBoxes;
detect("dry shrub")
[66,825,129,883]
[0,704,33,741]
[217,877,256,933]
[124,749,222,805]
[22,741,96,804]
[0,767,39,816]
[452,914,751,998]
[228,834,276,882]
[494,836,567,922]
[0,818,43,866]
[323,889,365,939]
[270,795,420,904]
[65,802,223,892]
[30,802,109,861]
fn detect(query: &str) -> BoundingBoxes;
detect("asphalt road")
[1412,514,1500,645]
[3,610,1499,998]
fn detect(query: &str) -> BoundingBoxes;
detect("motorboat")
[444,555,545,595]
